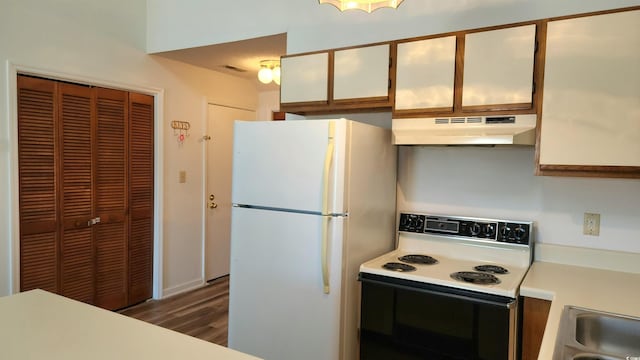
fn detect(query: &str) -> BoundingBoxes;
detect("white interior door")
[205,104,255,281]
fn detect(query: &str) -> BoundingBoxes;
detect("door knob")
[209,194,215,200]
[209,202,218,209]
[86,217,101,226]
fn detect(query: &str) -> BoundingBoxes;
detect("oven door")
[359,273,518,360]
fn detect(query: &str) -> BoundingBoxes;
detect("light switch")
[179,170,186,183]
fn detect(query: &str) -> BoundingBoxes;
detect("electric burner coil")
[473,264,509,274]
[450,271,501,285]
[382,262,417,272]
[398,254,438,265]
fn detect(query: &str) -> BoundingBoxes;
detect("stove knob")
[482,223,496,238]
[400,215,418,231]
[514,226,528,243]
[470,223,481,236]
[403,215,424,232]
[499,225,511,240]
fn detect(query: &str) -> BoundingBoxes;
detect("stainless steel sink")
[575,310,640,355]
[553,306,640,360]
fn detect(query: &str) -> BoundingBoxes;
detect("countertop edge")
[0,289,263,360]
[521,260,640,360]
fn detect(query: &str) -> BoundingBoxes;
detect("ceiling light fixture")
[319,0,404,13]
[258,60,281,85]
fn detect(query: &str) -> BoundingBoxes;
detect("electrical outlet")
[583,213,600,236]
[179,170,186,183]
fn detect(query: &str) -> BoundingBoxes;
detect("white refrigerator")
[228,119,397,360]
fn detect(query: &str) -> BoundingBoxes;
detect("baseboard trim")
[162,278,205,299]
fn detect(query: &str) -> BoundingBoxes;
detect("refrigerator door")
[228,206,345,360]
[232,120,347,214]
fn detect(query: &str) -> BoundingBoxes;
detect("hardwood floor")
[119,276,230,346]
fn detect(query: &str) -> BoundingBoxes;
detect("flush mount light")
[319,0,404,13]
[258,60,281,85]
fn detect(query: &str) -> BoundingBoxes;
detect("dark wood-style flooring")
[119,276,230,346]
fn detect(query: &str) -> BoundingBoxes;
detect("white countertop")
[520,261,640,360]
[0,289,262,360]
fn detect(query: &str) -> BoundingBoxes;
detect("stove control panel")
[398,213,533,246]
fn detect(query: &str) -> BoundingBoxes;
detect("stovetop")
[360,249,529,297]
[359,212,534,298]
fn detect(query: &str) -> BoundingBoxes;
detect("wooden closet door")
[58,83,95,304]
[17,76,59,293]
[18,76,154,309]
[128,92,154,305]
[94,88,129,310]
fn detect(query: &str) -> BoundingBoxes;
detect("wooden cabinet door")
[280,52,329,105]
[128,92,154,306]
[462,24,536,110]
[521,297,551,360]
[395,36,457,112]
[17,76,59,294]
[333,44,390,101]
[538,10,640,176]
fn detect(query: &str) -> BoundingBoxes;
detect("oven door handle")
[360,276,516,309]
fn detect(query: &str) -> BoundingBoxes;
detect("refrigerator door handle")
[322,216,330,294]
[321,121,335,216]
[321,121,335,294]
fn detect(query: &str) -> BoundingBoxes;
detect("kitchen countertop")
[520,253,640,360]
[0,289,262,360]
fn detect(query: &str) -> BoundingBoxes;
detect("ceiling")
[155,33,287,91]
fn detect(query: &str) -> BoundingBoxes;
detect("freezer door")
[232,120,346,213]
[228,207,344,360]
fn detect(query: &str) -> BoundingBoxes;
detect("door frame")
[201,102,256,282]
[6,61,165,299]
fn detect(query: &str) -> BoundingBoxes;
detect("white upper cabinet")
[280,52,329,104]
[333,44,390,101]
[462,25,536,107]
[539,10,640,167]
[395,36,457,111]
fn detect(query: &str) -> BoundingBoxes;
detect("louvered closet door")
[128,92,154,305]
[18,76,154,309]
[59,83,95,304]
[17,76,59,293]
[94,88,128,309]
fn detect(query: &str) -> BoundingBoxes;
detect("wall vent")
[222,64,247,73]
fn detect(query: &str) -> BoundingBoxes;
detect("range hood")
[392,114,537,145]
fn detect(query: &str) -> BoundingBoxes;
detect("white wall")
[143,0,640,277]
[147,0,640,54]
[397,146,640,253]
[0,0,258,297]
[257,90,280,121]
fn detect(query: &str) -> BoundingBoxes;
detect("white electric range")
[360,212,533,298]
[358,212,534,360]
